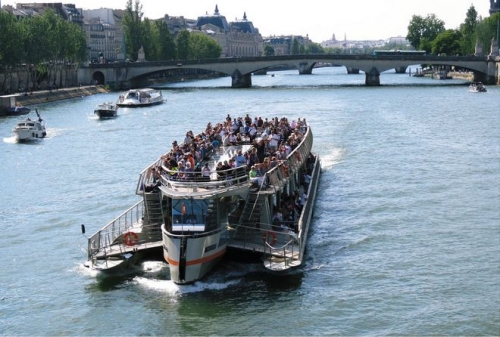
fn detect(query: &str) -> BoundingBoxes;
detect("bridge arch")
[92,71,105,85]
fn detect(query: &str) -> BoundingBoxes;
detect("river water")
[1,67,499,336]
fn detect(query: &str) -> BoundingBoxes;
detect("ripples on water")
[0,67,499,336]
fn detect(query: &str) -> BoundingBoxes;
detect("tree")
[0,11,21,92]
[432,29,462,55]
[291,38,300,55]
[188,33,221,59]
[141,18,157,60]
[460,5,478,55]
[407,14,445,51]
[176,30,190,60]
[0,11,20,66]
[264,45,275,56]
[475,13,500,55]
[123,0,144,61]
[305,42,325,54]
[155,20,176,60]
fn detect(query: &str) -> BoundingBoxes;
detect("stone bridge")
[78,54,498,89]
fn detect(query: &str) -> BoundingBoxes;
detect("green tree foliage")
[155,20,176,60]
[123,0,144,61]
[460,5,478,55]
[0,9,87,90]
[432,29,463,55]
[304,42,325,54]
[475,13,500,55]
[141,18,156,60]
[176,30,190,60]
[291,38,300,55]
[188,33,222,59]
[0,10,21,66]
[264,45,275,56]
[407,14,445,51]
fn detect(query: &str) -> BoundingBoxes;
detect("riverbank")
[1,85,110,115]
[16,85,109,107]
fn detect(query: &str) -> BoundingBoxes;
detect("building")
[81,8,125,63]
[490,0,500,14]
[193,5,263,57]
[12,2,83,25]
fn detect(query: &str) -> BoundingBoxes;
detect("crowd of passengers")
[145,115,309,190]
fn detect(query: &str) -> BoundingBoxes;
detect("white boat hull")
[14,129,46,141]
[162,228,227,284]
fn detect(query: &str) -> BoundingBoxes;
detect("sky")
[1,0,493,42]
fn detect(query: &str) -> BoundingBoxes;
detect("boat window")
[172,199,208,225]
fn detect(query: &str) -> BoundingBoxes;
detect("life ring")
[123,232,139,246]
[295,152,302,162]
[262,231,277,246]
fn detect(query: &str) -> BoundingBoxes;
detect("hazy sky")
[2,0,493,42]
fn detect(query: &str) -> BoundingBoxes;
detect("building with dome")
[193,5,263,57]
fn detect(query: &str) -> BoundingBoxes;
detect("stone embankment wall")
[16,86,109,106]
[0,85,109,115]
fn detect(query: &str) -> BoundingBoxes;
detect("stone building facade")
[81,8,125,63]
[191,5,263,57]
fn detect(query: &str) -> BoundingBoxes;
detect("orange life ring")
[262,231,277,246]
[123,232,139,246]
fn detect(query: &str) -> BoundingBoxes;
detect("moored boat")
[7,105,31,116]
[12,109,46,142]
[116,88,164,107]
[94,102,118,118]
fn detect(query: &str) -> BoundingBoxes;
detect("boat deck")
[227,226,301,262]
[94,240,163,260]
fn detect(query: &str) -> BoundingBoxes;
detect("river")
[1,66,499,336]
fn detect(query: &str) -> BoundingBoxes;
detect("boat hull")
[116,100,163,107]
[14,128,46,141]
[162,227,227,284]
[95,110,117,118]
[7,107,31,116]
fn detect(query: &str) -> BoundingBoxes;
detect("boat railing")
[230,222,301,263]
[86,200,144,259]
[158,165,250,191]
[294,153,321,257]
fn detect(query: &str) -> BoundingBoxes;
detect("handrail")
[87,200,144,259]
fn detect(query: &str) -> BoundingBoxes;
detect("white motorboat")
[94,102,118,118]
[468,82,487,93]
[116,88,164,107]
[12,109,46,141]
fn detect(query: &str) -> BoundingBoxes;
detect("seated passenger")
[249,165,264,187]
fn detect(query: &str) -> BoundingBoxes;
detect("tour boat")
[116,88,164,107]
[94,102,118,118]
[468,82,487,93]
[12,109,46,142]
[82,115,321,284]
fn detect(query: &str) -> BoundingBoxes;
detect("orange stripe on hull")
[166,248,226,267]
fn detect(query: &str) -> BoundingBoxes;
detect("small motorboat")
[468,82,487,93]
[12,109,46,142]
[7,105,31,116]
[94,102,118,119]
